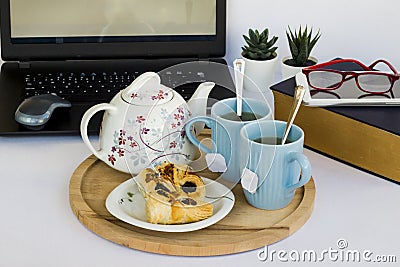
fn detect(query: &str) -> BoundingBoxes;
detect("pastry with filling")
[135,163,213,224]
[154,162,206,200]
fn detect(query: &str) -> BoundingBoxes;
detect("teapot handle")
[80,103,117,161]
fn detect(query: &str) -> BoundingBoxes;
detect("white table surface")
[1,133,400,267]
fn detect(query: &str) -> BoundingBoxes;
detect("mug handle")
[286,152,312,192]
[80,103,117,161]
[185,116,215,154]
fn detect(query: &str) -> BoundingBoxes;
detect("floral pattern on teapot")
[106,104,192,169]
[129,88,170,103]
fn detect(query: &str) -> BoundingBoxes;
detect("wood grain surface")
[69,155,315,256]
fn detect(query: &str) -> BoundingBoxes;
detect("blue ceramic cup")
[239,120,311,210]
[185,98,272,183]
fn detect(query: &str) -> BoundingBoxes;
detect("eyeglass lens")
[357,74,392,93]
[308,71,343,89]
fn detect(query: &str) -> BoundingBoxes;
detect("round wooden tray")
[69,155,316,256]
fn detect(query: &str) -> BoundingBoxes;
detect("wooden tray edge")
[69,155,316,256]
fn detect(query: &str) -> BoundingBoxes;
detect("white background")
[1,1,400,266]
[225,0,400,76]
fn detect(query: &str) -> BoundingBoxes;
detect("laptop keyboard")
[23,70,206,102]
[23,71,138,102]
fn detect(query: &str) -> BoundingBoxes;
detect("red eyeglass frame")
[301,59,400,94]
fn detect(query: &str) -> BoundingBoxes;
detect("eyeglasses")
[302,59,400,94]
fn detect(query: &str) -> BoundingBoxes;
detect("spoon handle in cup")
[233,59,245,116]
[282,85,305,145]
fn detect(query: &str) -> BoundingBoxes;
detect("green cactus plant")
[241,28,278,61]
[286,25,321,67]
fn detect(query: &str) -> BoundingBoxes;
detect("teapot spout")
[187,82,215,134]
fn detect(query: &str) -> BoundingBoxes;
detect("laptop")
[0,0,234,135]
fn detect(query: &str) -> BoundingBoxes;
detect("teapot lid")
[121,72,174,106]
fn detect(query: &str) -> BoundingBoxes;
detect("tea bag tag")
[205,153,227,173]
[241,168,258,194]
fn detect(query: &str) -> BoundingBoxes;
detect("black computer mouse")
[15,94,72,128]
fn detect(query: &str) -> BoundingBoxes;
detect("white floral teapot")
[80,72,215,174]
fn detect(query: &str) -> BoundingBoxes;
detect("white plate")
[105,177,235,232]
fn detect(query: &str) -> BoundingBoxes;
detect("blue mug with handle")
[185,98,272,183]
[239,120,311,210]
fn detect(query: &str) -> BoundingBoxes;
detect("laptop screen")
[10,0,216,43]
[1,0,225,60]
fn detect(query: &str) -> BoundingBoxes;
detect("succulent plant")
[286,25,321,67]
[241,28,278,61]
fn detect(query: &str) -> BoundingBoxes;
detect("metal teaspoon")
[233,58,245,117]
[281,85,306,145]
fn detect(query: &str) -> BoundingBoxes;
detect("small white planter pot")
[281,56,318,80]
[241,54,279,92]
